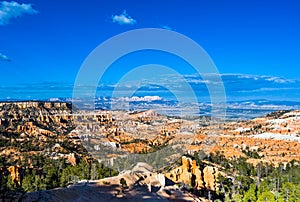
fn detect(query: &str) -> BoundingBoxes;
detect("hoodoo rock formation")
[166,156,219,191]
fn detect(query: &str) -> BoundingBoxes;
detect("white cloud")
[161,25,173,30]
[263,76,291,84]
[224,73,292,83]
[0,52,10,61]
[0,1,38,25]
[112,10,136,25]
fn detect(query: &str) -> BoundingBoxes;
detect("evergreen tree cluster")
[193,151,300,201]
[0,155,118,200]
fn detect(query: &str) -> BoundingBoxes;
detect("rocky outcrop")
[0,101,74,135]
[22,164,200,202]
[166,156,218,191]
[8,165,21,186]
[66,153,77,166]
[203,166,218,191]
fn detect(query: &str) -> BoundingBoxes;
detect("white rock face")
[156,173,165,187]
[251,133,300,142]
[234,127,250,132]
[132,162,154,173]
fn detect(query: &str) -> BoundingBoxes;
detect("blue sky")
[0,0,300,86]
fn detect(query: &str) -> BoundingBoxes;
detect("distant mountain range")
[1,74,299,119]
